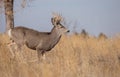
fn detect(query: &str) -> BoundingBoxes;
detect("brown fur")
[8,15,69,60]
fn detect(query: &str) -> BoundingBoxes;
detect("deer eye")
[56,22,60,25]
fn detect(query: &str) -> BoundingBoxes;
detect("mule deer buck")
[8,13,70,61]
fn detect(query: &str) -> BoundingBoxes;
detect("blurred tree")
[80,29,89,38]
[98,33,107,39]
[0,0,32,32]
[72,21,79,35]
[4,0,14,31]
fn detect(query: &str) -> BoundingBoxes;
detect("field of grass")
[0,33,120,77]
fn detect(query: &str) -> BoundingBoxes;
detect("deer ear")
[51,13,62,26]
[51,18,56,26]
[51,18,54,25]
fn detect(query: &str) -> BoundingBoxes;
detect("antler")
[53,13,62,21]
[51,13,63,26]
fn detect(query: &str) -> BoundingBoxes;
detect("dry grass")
[0,33,120,77]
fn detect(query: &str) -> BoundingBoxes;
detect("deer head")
[51,13,70,34]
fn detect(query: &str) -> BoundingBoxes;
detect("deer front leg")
[7,41,16,58]
[41,51,46,60]
[36,48,42,62]
[36,49,46,62]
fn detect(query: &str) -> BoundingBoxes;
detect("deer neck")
[49,27,62,46]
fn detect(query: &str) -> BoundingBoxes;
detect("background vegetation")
[0,33,120,77]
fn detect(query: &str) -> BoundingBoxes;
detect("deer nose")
[67,30,70,33]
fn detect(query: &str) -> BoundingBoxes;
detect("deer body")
[10,26,61,51]
[8,14,69,60]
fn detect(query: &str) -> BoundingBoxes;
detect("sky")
[0,0,120,37]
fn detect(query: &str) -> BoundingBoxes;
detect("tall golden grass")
[0,33,120,77]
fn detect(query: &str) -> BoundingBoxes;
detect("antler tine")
[52,12,58,18]
[52,12,62,22]
[58,13,62,21]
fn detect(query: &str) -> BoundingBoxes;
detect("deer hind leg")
[7,39,26,63]
[16,44,22,51]
[7,40,16,58]
[14,43,26,63]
